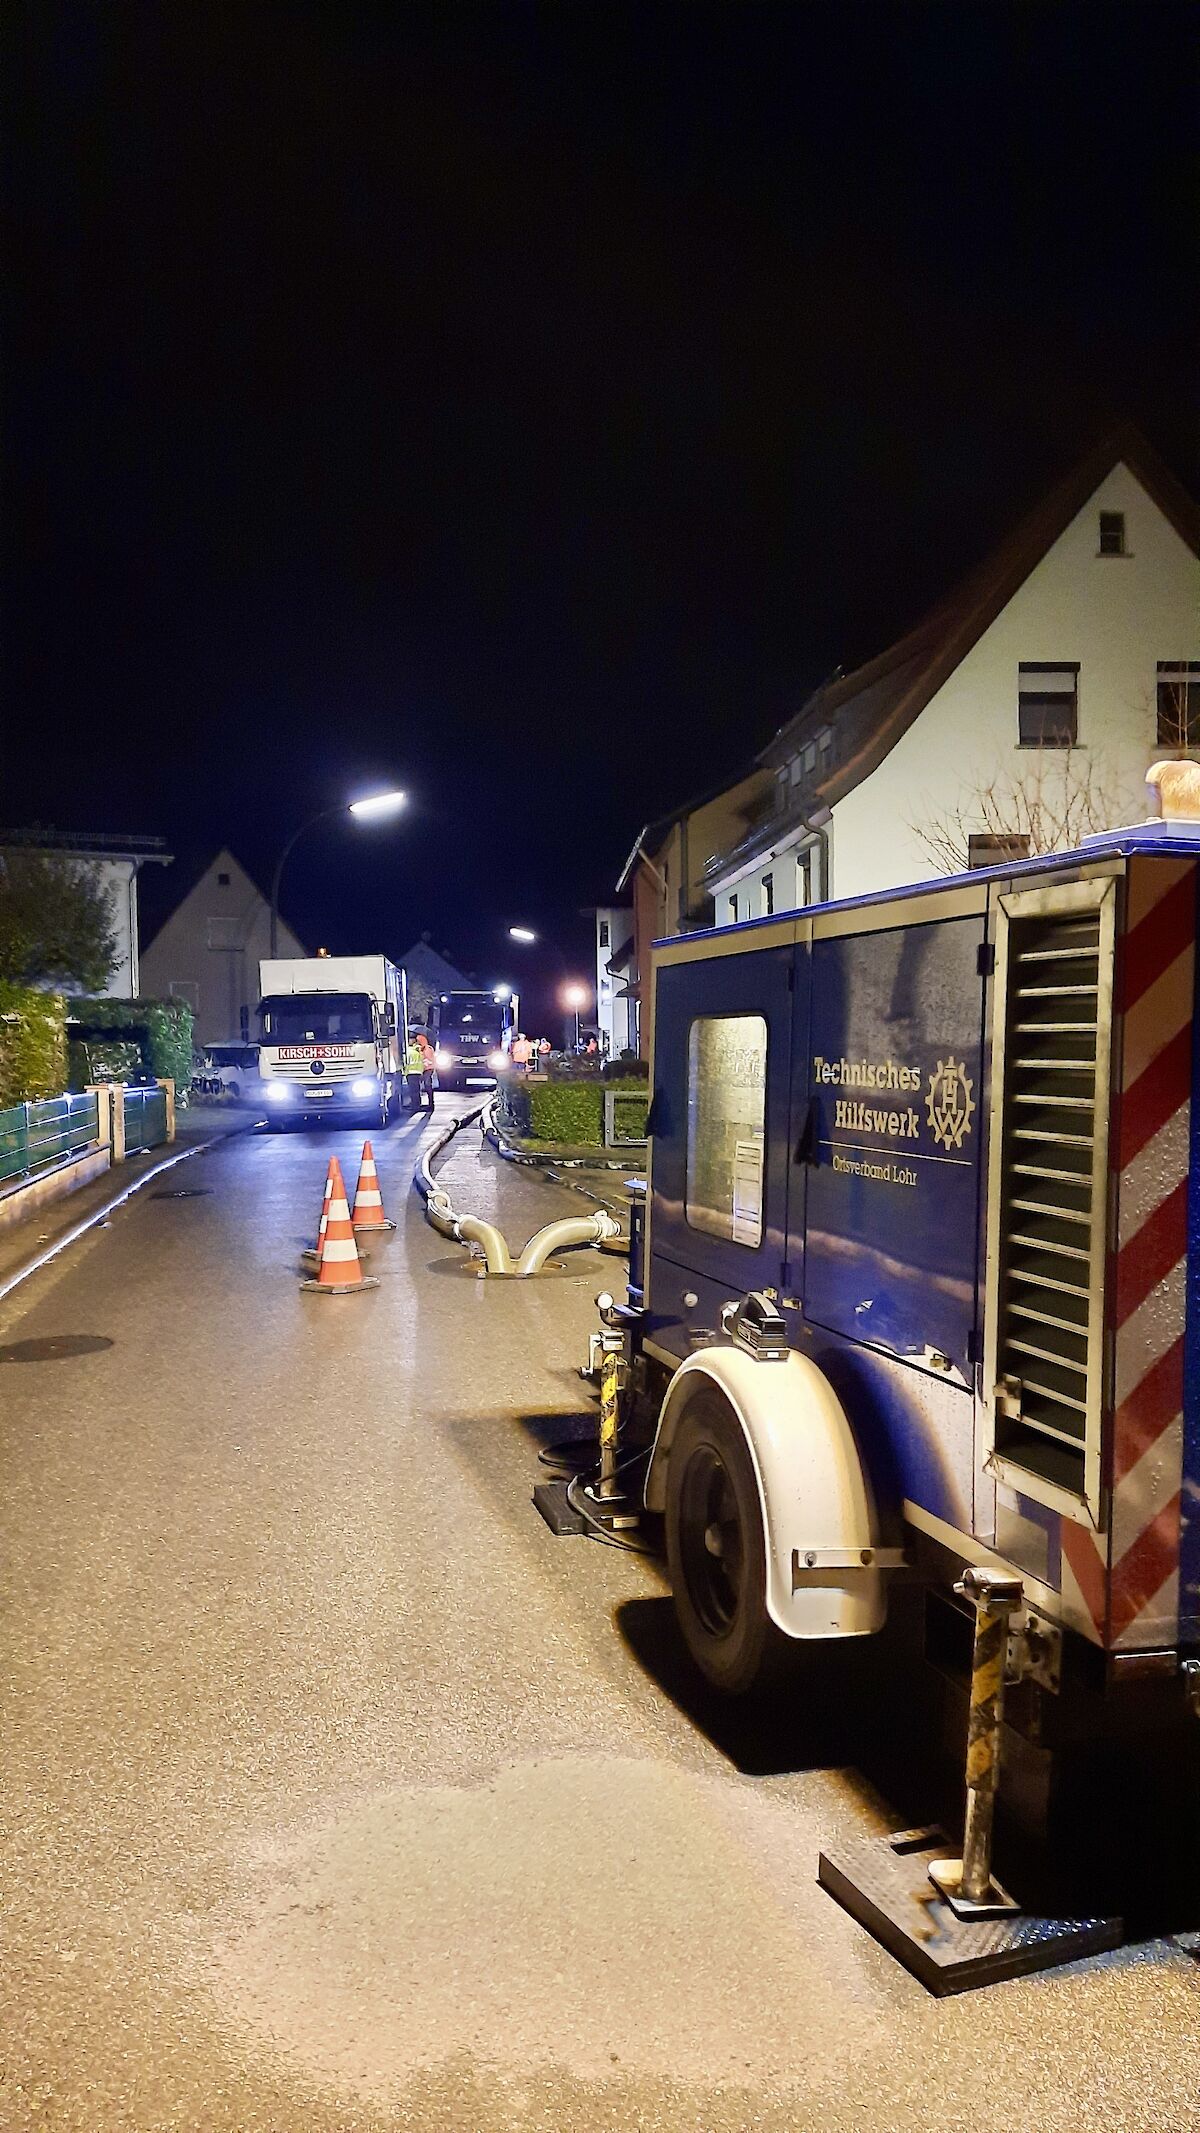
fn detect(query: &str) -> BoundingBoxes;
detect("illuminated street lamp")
[562,980,589,1049]
[269,789,406,956]
[508,925,537,944]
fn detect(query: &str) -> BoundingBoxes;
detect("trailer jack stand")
[927,1567,1023,1918]
[818,1563,1122,1994]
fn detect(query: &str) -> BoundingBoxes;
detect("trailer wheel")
[665,1389,790,1695]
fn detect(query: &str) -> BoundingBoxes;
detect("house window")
[969,832,1031,870]
[802,742,817,774]
[1018,664,1078,747]
[729,892,739,924]
[1098,511,1126,556]
[599,920,610,948]
[686,1015,768,1247]
[790,757,804,786]
[817,726,833,762]
[762,872,774,916]
[217,871,231,886]
[1157,663,1200,749]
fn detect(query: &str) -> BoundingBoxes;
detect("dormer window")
[1098,511,1126,556]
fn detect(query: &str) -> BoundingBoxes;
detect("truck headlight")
[264,1081,291,1104]
[351,1076,377,1100]
[435,1048,452,1068]
[487,1051,506,1071]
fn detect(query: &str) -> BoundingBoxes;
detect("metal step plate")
[819,1826,1122,1995]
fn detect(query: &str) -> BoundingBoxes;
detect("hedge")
[0,983,68,1108]
[496,1072,648,1147]
[65,996,194,1098]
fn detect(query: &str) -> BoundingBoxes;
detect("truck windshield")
[260,994,373,1044]
[438,995,502,1037]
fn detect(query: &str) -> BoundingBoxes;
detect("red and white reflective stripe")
[1062,857,1194,1648]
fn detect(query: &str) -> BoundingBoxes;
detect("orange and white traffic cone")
[300,1157,379,1295]
[350,1139,396,1232]
[299,1166,334,1268]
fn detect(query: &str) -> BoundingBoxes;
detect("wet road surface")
[3,1102,1198,2131]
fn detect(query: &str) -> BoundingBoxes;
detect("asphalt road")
[3,1103,1198,2133]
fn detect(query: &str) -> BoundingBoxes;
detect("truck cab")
[257,955,407,1126]
[427,988,517,1088]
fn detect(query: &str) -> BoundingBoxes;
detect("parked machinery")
[589,810,1200,1980]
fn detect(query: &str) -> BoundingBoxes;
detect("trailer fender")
[645,1346,887,1639]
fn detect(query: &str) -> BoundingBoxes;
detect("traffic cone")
[300,1157,379,1295]
[299,1167,334,1269]
[350,1140,396,1232]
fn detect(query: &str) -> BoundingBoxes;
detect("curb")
[0,1131,234,1307]
[488,1112,641,1172]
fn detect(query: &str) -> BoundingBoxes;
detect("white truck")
[257,955,408,1127]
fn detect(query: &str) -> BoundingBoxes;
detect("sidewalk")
[0,1104,253,1300]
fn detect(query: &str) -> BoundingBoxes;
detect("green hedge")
[66,996,194,1097]
[0,983,68,1107]
[494,1073,648,1146]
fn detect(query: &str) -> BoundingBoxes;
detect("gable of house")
[139,848,303,1043]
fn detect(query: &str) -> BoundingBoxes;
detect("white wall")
[831,463,1200,898]
[140,851,303,1045]
[595,907,636,1055]
[716,845,813,927]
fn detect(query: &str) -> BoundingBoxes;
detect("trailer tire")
[665,1389,791,1695]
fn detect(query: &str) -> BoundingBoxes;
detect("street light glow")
[348,788,407,820]
[508,926,537,943]
[493,984,512,1000]
[561,982,589,1010]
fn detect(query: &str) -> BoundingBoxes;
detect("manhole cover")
[150,1187,213,1199]
[0,1334,114,1363]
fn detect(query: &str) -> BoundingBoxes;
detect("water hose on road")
[414,1102,620,1276]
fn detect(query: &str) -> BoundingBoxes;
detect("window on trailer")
[685,1015,767,1247]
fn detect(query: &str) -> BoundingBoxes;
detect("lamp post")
[562,980,589,1050]
[269,789,406,956]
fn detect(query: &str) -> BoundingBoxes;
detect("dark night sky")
[5,1,1198,1014]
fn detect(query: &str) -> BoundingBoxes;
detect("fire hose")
[413,1102,621,1275]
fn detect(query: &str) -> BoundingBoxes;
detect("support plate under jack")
[818,1826,1122,1995]
[532,1478,587,1535]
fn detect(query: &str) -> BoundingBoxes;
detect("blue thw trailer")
[606,819,1200,1977]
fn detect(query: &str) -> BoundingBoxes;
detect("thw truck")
[257,955,407,1126]
[603,816,1200,1952]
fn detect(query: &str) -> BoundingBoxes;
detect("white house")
[593,907,637,1057]
[707,430,1200,923]
[0,828,172,997]
[140,849,304,1045]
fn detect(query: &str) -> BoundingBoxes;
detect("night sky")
[5,2,1198,1017]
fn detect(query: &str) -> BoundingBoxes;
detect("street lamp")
[562,980,589,1049]
[508,925,537,944]
[269,789,406,956]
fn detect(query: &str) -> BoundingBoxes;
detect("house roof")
[759,424,1200,804]
[139,846,304,954]
[397,939,471,992]
[0,827,172,864]
[615,768,770,892]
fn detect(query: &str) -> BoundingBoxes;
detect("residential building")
[617,768,773,1055]
[398,939,472,1026]
[140,849,303,1044]
[0,827,172,997]
[705,428,1200,923]
[592,907,637,1058]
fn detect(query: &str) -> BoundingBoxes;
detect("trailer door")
[649,942,795,1336]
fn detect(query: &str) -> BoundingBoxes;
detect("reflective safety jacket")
[404,1038,424,1074]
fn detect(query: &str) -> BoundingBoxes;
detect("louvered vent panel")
[991,897,1111,1503]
